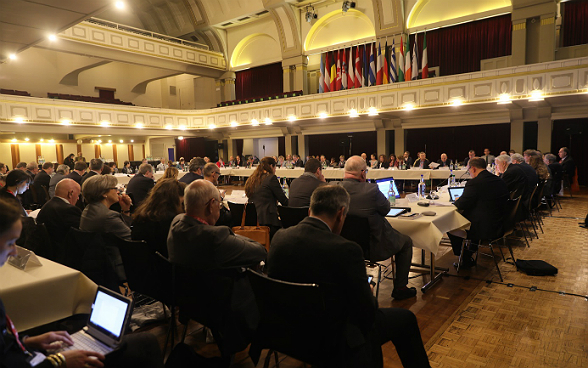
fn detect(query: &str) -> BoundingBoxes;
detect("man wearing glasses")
[203,163,232,226]
[338,156,416,300]
[167,180,266,353]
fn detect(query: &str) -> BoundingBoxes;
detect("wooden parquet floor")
[145,187,588,368]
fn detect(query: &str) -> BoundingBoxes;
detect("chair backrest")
[527,184,538,212]
[532,179,546,210]
[246,269,336,367]
[228,202,258,227]
[340,215,371,260]
[109,234,173,305]
[503,196,521,235]
[277,206,309,229]
[63,228,121,291]
[24,223,56,261]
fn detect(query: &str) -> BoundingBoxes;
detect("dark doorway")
[551,118,588,185]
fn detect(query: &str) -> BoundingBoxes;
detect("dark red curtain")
[410,14,512,76]
[175,137,207,160]
[562,0,588,47]
[235,62,283,101]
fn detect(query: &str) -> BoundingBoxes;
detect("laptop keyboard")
[61,330,112,355]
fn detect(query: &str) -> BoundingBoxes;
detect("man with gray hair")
[80,158,104,186]
[495,154,528,207]
[268,185,430,367]
[126,163,154,207]
[338,156,416,300]
[48,164,70,197]
[25,161,39,179]
[179,157,206,184]
[167,179,266,354]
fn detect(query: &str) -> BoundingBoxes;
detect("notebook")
[375,178,400,199]
[60,287,133,355]
[448,187,465,202]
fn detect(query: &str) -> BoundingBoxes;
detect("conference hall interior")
[0,0,587,367]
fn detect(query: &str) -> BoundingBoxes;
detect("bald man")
[36,179,82,260]
[338,156,416,300]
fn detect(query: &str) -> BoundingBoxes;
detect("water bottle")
[449,160,454,170]
[449,169,455,187]
[418,175,426,199]
[388,185,396,206]
[282,178,289,198]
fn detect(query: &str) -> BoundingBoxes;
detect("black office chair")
[228,201,258,228]
[277,206,309,228]
[62,228,124,292]
[247,269,346,368]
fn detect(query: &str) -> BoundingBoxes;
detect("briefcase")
[232,203,270,251]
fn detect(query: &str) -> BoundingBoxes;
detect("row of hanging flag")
[318,33,428,93]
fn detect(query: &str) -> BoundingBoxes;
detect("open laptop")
[448,187,465,202]
[60,286,133,355]
[375,177,400,199]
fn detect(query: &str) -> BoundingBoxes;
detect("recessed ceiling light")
[115,1,125,9]
[165,124,173,130]
[264,118,272,125]
[108,140,112,143]
[208,124,216,129]
[13,117,24,123]
[11,138,17,142]
[61,119,71,125]
[25,137,29,142]
[48,34,57,41]
[179,125,186,130]
[8,54,16,60]
[40,138,44,142]
[348,109,359,117]
[49,139,55,143]
[403,103,415,111]
[178,136,184,140]
[251,119,259,126]
[318,112,328,119]
[98,140,102,143]
[100,120,109,127]
[135,123,143,129]
[288,115,297,122]
[130,139,134,143]
[367,107,378,116]
[230,121,238,127]
[119,139,123,143]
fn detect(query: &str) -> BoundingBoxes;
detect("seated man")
[179,157,205,184]
[463,150,475,167]
[544,153,562,195]
[167,179,267,353]
[126,163,154,208]
[66,161,87,185]
[482,148,495,166]
[412,152,430,169]
[338,156,416,300]
[202,163,232,227]
[436,153,450,168]
[495,154,528,200]
[448,158,509,268]
[269,186,430,368]
[402,151,414,167]
[34,162,54,189]
[288,158,326,207]
[80,158,104,186]
[156,158,168,172]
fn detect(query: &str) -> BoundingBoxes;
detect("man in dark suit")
[496,154,528,201]
[126,163,154,208]
[179,157,205,184]
[36,179,82,259]
[436,153,450,168]
[33,162,54,189]
[402,151,414,167]
[338,156,416,300]
[66,161,87,185]
[292,154,304,167]
[25,161,39,180]
[168,179,266,354]
[512,153,538,203]
[80,158,104,186]
[269,185,430,368]
[558,146,575,185]
[448,158,509,268]
[545,153,563,195]
[482,148,496,166]
[463,150,475,167]
[412,152,430,169]
[288,158,326,207]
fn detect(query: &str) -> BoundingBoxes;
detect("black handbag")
[515,259,558,276]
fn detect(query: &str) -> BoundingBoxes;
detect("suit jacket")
[454,170,508,240]
[34,170,51,188]
[517,162,538,199]
[436,159,450,168]
[0,187,27,216]
[293,159,304,168]
[404,156,414,167]
[337,160,346,168]
[482,154,496,166]
[248,174,288,227]
[288,173,325,207]
[80,202,132,240]
[178,172,203,185]
[80,170,98,186]
[66,171,82,185]
[548,163,563,194]
[48,173,66,198]
[501,163,528,201]
[37,196,82,256]
[268,217,378,360]
[126,173,154,207]
[464,157,472,167]
[412,158,431,169]
[338,179,405,261]
[560,156,575,182]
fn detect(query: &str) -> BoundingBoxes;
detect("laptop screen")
[448,187,465,202]
[88,288,132,340]
[375,178,400,199]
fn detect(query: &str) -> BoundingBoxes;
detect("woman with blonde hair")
[163,166,179,180]
[245,156,288,238]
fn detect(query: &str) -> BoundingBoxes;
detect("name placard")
[8,246,43,270]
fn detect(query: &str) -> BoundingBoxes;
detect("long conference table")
[0,257,97,331]
[114,167,469,185]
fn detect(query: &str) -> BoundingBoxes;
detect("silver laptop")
[61,287,133,355]
[448,187,465,202]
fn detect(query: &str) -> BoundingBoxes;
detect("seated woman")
[389,153,399,168]
[0,170,31,216]
[121,161,134,174]
[163,166,179,180]
[132,179,186,257]
[375,154,388,169]
[176,157,186,171]
[245,157,288,239]
[0,200,164,368]
[369,153,378,168]
[80,175,132,240]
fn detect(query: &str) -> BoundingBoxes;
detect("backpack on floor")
[515,260,558,276]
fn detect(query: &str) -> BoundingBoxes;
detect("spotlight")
[130,140,134,143]
[497,94,512,105]
[529,90,544,101]
[119,140,124,143]
[348,109,359,117]
[208,124,216,129]
[305,5,318,23]
[251,119,259,126]
[288,115,297,122]
[178,136,184,140]
[318,112,328,119]
[8,54,16,60]
[368,107,378,116]
[48,34,57,42]
[179,125,186,130]
[230,121,238,127]
[342,1,355,12]
[25,138,30,142]
[264,118,272,125]
[115,1,125,9]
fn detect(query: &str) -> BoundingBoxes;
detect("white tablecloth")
[0,257,97,331]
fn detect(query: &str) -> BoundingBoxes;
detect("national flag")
[329,51,336,92]
[336,49,342,91]
[398,36,405,82]
[324,52,330,92]
[422,32,428,79]
[376,42,383,85]
[383,41,389,84]
[348,47,354,89]
[369,43,376,86]
[354,45,361,88]
[319,53,325,93]
[412,37,419,80]
[404,37,411,83]
[363,43,368,87]
[390,39,397,83]
[342,48,348,90]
